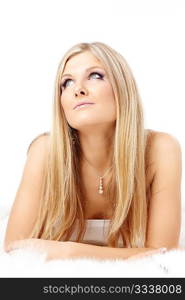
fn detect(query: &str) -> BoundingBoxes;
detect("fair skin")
[4,51,182,261]
[60,51,116,172]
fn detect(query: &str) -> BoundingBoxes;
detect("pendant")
[98,177,103,194]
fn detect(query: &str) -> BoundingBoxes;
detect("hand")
[5,238,74,261]
[126,247,167,261]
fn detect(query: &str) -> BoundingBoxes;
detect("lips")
[73,101,95,110]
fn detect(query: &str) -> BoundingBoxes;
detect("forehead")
[63,51,103,73]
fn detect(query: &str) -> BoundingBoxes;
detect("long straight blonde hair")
[29,42,151,247]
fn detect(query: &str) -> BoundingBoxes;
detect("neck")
[79,130,114,175]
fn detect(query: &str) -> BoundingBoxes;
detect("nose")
[74,87,88,97]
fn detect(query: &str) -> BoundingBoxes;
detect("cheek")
[98,85,116,120]
[100,84,115,105]
[60,98,70,121]
[60,96,75,125]
[60,96,70,112]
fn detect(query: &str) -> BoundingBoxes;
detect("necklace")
[82,156,113,195]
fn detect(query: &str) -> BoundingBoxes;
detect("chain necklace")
[82,155,113,195]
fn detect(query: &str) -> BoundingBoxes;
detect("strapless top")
[69,219,124,247]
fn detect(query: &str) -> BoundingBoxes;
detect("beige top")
[69,219,124,247]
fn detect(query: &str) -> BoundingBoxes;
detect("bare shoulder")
[27,131,50,156]
[145,129,182,186]
[147,129,182,162]
[146,129,182,190]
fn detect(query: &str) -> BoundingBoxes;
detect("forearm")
[68,242,158,260]
[5,238,165,261]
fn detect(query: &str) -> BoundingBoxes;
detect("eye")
[60,71,104,91]
[61,78,73,90]
[89,72,104,80]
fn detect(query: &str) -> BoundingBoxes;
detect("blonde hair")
[29,41,151,247]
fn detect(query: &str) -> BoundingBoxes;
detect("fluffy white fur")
[0,205,185,277]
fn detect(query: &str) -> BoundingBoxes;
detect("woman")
[4,42,182,261]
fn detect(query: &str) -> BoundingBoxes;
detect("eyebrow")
[61,66,105,80]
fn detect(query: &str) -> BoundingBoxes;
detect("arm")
[67,242,165,260]
[4,133,49,249]
[145,131,182,249]
[5,239,164,261]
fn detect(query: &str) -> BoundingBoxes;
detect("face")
[60,51,116,132]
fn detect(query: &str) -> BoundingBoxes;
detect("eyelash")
[61,72,104,90]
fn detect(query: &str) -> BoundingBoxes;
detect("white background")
[0,0,184,207]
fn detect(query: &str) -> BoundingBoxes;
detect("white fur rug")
[1,205,185,278]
